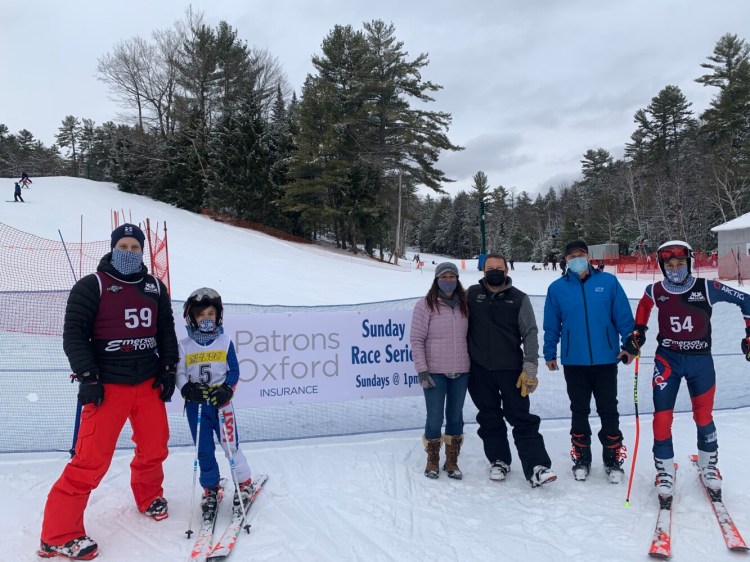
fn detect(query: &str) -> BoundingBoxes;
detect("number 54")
[669,315,693,333]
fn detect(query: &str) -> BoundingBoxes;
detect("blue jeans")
[423,373,469,439]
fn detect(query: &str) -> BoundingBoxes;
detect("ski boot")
[489,460,510,481]
[571,434,591,481]
[529,465,557,488]
[654,457,675,496]
[38,536,98,560]
[697,449,722,492]
[603,437,627,484]
[145,496,168,520]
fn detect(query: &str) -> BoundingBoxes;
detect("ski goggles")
[187,287,221,301]
[657,247,690,262]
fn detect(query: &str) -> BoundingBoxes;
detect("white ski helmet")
[657,240,693,275]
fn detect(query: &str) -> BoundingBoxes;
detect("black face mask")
[485,270,506,286]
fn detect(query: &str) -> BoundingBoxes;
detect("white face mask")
[664,265,689,284]
[567,257,588,274]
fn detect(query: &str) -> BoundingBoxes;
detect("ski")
[689,455,749,551]
[189,514,219,562]
[206,474,268,561]
[189,486,225,562]
[648,464,677,559]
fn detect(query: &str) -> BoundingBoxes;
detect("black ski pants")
[467,362,551,479]
[563,363,622,459]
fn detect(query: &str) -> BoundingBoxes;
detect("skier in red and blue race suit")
[625,240,750,497]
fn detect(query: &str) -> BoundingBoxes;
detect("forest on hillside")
[1,8,749,261]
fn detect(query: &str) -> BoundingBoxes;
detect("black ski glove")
[741,327,750,362]
[74,371,103,406]
[181,382,210,403]
[152,365,176,402]
[209,383,234,408]
[624,325,647,356]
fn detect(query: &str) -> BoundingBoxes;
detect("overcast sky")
[2,0,750,197]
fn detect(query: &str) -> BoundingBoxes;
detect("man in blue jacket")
[543,240,636,483]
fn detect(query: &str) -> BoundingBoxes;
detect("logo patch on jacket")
[657,295,669,302]
[107,284,123,294]
[595,286,604,292]
[144,282,159,294]
[687,291,706,302]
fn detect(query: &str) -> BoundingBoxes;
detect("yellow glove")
[516,366,538,398]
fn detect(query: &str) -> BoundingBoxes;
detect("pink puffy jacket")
[409,297,470,375]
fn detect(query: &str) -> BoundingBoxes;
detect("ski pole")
[59,229,82,458]
[625,341,641,507]
[218,405,251,533]
[185,402,203,539]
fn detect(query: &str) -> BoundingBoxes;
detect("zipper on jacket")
[579,281,594,364]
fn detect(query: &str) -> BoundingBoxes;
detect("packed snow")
[2,177,749,561]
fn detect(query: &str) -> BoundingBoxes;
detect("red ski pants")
[41,379,169,545]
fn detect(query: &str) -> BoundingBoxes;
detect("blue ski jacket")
[543,266,635,365]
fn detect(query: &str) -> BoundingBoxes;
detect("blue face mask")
[198,319,217,333]
[437,279,457,294]
[567,257,588,275]
[111,248,143,275]
[665,265,689,284]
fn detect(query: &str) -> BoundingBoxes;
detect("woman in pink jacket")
[410,262,471,479]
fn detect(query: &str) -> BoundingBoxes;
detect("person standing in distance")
[39,223,178,560]
[410,262,470,479]
[467,253,557,487]
[543,240,635,484]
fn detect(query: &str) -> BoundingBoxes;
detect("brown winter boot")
[442,434,464,480]
[422,436,442,479]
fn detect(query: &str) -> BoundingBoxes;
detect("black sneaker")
[145,496,168,521]
[38,536,98,559]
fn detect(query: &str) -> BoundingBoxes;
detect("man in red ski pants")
[39,224,178,560]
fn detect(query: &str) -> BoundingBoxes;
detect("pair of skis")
[648,456,748,559]
[189,474,268,561]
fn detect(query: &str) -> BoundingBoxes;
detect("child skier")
[177,287,254,522]
[625,240,750,497]
[20,171,32,187]
[14,182,24,202]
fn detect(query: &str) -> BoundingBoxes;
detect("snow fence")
[1,295,749,453]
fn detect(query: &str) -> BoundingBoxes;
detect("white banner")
[167,308,422,412]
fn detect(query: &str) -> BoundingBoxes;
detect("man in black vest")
[466,253,557,488]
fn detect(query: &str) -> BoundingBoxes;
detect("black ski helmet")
[657,240,693,276]
[183,287,223,331]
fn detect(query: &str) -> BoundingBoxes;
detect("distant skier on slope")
[20,171,32,188]
[14,182,24,202]
[624,240,750,497]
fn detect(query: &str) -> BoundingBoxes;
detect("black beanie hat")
[111,223,145,250]
[565,240,588,256]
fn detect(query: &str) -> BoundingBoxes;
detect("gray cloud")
[2,0,749,199]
